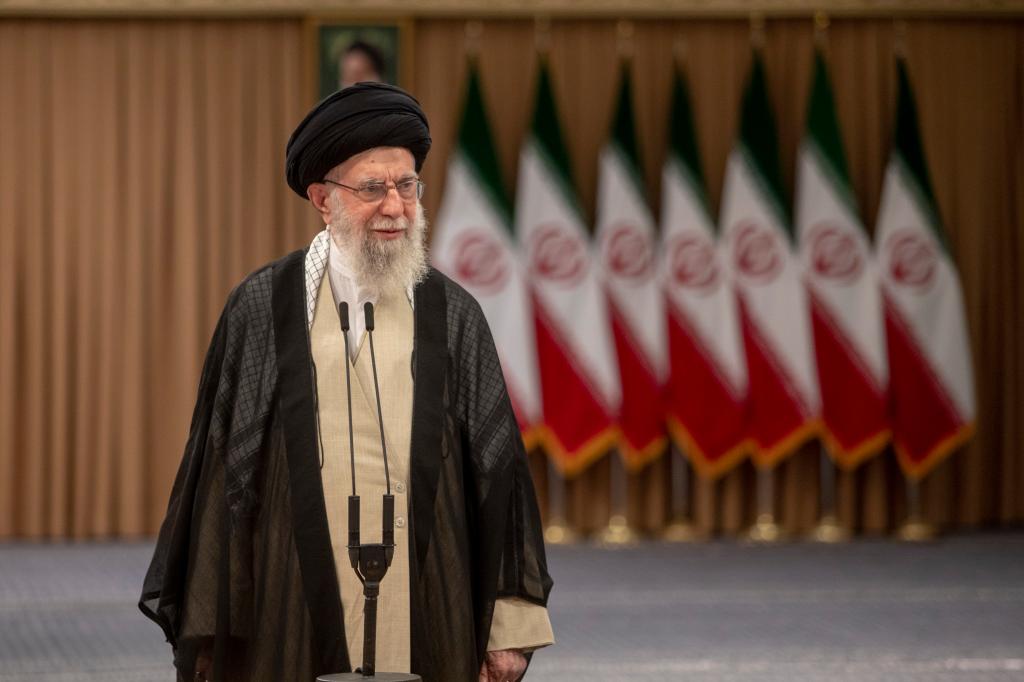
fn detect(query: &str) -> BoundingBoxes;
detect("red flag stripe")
[665,303,750,478]
[884,295,974,478]
[808,291,890,469]
[738,295,820,467]
[533,298,618,476]
[608,301,667,471]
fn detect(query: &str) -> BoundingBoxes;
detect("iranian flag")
[659,67,749,478]
[595,62,669,470]
[796,51,889,469]
[516,58,620,475]
[720,53,821,468]
[876,59,975,477]
[432,61,542,446]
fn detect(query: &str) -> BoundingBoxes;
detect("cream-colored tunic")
[313,274,414,671]
[312,272,554,672]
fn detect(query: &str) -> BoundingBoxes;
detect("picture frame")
[306,16,416,103]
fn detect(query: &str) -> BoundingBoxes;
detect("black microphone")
[317,300,420,681]
[339,302,359,568]
[364,302,395,556]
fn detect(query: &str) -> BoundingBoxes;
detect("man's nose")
[379,186,404,218]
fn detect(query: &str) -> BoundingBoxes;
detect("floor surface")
[1,533,1022,681]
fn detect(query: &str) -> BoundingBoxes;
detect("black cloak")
[139,249,552,681]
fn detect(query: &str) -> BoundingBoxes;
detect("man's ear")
[307,183,332,225]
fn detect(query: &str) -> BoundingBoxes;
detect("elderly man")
[140,83,553,682]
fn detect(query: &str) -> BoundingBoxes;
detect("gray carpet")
[1,534,1022,681]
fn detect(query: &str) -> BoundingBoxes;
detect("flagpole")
[808,443,849,542]
[890,19,935,545]
[745,467,785,542]
[662,443,704,542]
[596,449,640,547]
[897,476,936,541]
[544,457,579,545]
[595,18,639,549]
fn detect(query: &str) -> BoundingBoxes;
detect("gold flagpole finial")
[673,34,688,70]
[535,15,552,55]
[894,19,909,60]
[750,12,766,50]
[616,19,635,59]
[465,20,483,58]
[813,11,829,49]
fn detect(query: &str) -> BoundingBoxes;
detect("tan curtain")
[0,19,313,537]
[1,16,1021,538]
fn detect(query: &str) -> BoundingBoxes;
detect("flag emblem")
[884,229,938,290]
[528,223,590,285]
[731,220,784,284]
[452,229,510,293]
[667,233,720,293]
[806,223,864,283]
[602,223,655,280]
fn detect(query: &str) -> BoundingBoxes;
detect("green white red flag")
[596,61,669,470]
[516,58,620,475]
[720,52,821,467]
[796,51,890,468]
[432,61,542,446]
[875,58,975,477]
[659,67,749,478]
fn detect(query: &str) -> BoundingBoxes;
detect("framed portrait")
[307,17,416,102]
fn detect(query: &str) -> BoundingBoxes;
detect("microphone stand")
[318,302,420,682]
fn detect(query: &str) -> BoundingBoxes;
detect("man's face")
[328,146,418,235]
[340,51,382,89]
[309,146,428,294]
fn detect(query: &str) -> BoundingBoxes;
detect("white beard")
[327,198,429,298]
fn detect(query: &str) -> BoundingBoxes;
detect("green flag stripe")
[609,60,645,196]
[667,67,713,227]
[804,138,861,226]
[457,59,512,228]
[529,58,584,221]
[738,141,791,240]
[894,58,948,251]
[804,51,861,223]
[668,155,715,229]
[739,51,792,233]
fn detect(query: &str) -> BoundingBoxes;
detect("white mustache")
[368,216,409,233]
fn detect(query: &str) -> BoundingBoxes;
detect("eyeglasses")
[323,178,424,203]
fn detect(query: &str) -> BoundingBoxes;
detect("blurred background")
[1,1,1021,540]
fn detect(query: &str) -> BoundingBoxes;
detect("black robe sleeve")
[407,272,552,680]
[140,258,332,681]
[443,277,552,609]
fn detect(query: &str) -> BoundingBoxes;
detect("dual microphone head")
[339,301,375,334]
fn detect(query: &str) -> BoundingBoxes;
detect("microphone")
[317,300,421,682]
[338,302,359,567]
[364,302,395,555]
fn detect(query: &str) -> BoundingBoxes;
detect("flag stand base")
[808,514,849,543]
[661,517,705,543]
[595,514,640,547]
[897,517,937,542]
[544,517,580,545]
[744,513,785,543]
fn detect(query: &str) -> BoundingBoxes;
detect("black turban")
[285,82,431,198]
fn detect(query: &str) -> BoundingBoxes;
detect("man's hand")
[478,649,528,682]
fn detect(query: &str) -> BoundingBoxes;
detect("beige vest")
[311,273,414,672]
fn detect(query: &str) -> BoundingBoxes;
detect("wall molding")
[3,0,1023,19]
